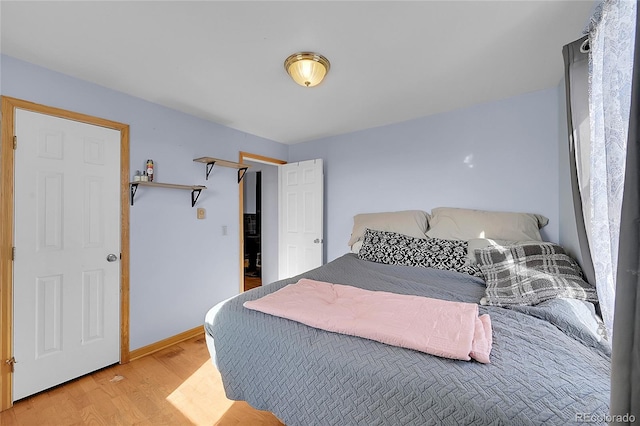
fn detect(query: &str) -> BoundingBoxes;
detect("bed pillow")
[466,238,541,264]
[347,210,430,247]
[474,242,598,306]
[426,207,549,241]
[358,228,483,277]
[467,238,508,264]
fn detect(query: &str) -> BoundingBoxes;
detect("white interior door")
[13,109,121,400]
[278,159,323,279]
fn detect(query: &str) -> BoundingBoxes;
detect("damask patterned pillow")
[358,228,483,277]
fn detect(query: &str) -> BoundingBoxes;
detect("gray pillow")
[475,242,598,306]
[358,228,483,277]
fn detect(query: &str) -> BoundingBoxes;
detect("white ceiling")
[0,1,594,144]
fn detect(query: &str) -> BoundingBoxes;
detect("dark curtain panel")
[562,36,596,288]
[610,5,640,422]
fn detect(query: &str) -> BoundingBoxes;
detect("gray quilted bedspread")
[205,254,610,425]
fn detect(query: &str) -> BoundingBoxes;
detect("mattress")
[205,254,610,425]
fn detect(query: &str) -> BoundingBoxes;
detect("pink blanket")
[243,279,492,363]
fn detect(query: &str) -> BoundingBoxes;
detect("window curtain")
[587,0,636,338]
[564,0,638,420]
[610,0,640,420]
[562,35,597,294]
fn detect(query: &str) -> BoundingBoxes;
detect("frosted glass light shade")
[284,52,330,87]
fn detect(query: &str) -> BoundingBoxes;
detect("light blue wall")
[290,88,562,262]
[2,53,568,349]
[1,54,288,350]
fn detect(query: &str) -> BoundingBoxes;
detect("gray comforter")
[205,254,610,425]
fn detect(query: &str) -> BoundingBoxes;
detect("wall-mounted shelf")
[129,182,207,207]
[193,157,249,183]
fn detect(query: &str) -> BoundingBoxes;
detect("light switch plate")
[197,208,206,219]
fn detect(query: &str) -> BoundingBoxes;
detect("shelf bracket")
[130,183,138,206]
[238,167,248,183]
[205,161,216,180]
[204,161,248,183]
[191,188,203,207]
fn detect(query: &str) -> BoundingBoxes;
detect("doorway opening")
[238,152,286,292]
[243,170,262,290]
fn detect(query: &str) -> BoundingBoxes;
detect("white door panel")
[13,109,121,400]
[278,159,323,279]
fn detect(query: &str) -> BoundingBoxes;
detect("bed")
[205,208,611,425]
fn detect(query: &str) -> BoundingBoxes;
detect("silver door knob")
[106,253,118,262]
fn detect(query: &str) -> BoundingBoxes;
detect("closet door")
[13,109,121,400]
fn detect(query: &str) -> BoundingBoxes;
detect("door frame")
[238,152,286,292]
[0,96,131,410]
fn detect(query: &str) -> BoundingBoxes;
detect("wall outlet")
[197,208,206,219]
[222,225,228,236]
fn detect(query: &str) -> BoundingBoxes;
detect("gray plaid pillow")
[474,242,598,306]
[358,228,483,277]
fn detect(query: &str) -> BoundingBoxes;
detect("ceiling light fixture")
[284,52,330,87]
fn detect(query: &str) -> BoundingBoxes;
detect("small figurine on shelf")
[141,171,149,182]
[146,159,154,182]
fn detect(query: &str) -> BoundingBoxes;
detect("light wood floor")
[244,275,262,291]
[0,335,284,425]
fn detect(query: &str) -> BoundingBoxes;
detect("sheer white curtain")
[586,0,636,337]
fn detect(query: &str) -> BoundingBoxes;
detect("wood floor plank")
[48,391,85,425]
[109,394,147,424]
[0,407,18,425]
[2,336,284,425]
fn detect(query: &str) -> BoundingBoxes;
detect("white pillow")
[350,240,363,254]
[427,207,548,242]
[347,210,430,247]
